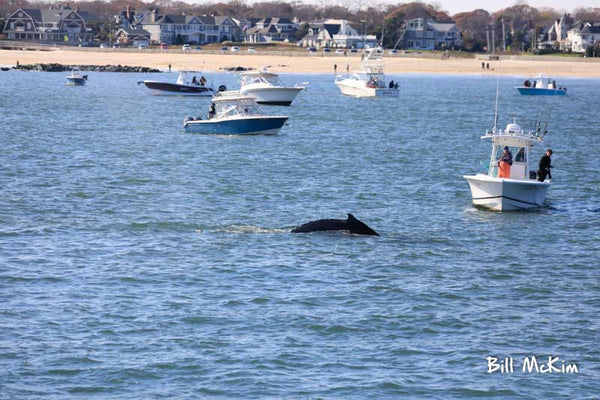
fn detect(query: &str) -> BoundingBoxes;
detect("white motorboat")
[238,68,304,105]
[140,71,217,96]
[463,120,551,211]
[335,49,399,98]
[66,68,88,86]
[183,91,288,135]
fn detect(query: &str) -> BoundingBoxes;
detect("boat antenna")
[533,106,544,133]
[492,79,500,132]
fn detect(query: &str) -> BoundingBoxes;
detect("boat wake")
[213,224,289,234]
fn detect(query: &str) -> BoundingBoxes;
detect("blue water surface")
[0,69,599,398]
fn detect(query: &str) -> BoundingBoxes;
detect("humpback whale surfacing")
[291,214,379,236]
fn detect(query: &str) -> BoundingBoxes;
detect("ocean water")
[0,70,599,398]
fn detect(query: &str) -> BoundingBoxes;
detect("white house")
[137,10,241,45]
[299,19,377,48]
[567,22,600,53]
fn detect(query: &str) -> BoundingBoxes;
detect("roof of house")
[118,26,151,36]
[139,12,236,26]
[14,8,86,23]
[570,22,600,34]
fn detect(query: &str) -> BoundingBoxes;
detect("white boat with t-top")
[183,91,288,135]
[239,68,304,105]
[335,49,399,98]
[140,71,217,96]
[66,68,88,86]
[463,119,551,211]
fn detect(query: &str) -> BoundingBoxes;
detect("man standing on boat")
[498,146,513,178]
[537,149,553,182]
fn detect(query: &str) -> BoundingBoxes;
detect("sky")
[417,1,597,15]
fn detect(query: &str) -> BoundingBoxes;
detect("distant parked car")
[335,48,345,54]
[160,43,169,50]
[388,49,398,54]
[182,44,191,51]
[323,47,331,52]
[247,47,256,53]
[220,46,228,51]
[138,44,147,49]
[112,43,121,48]
[194,45,202,50]
[231,46,240,52]
[78,42,95,47]
[99,43,109,49]
[307,47,316,52]
[349,48,358,53]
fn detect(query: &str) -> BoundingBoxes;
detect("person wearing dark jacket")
[537,149,553,182]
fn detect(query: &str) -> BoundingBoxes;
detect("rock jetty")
[219,66,254,72]
[12,63,159,72]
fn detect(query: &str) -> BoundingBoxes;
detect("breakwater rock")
[220,66,254,72]
[13,63,160,72]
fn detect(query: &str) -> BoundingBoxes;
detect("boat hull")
[66,77,86,86]
[144,81,214,96]
[515,87,566,96]
[184,116,288,135]
[240,87,303,105]
[335,81,398,98]
[463,174,550,211]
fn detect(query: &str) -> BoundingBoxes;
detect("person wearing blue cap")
[498,146,513,178]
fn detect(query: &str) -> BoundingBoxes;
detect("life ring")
[218,85,227,92]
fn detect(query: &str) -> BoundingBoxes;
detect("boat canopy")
[211,94,264,119]
[483,122,546,180]
[240,72,283,87]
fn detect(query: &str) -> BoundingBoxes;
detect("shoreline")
[1,49,600,78]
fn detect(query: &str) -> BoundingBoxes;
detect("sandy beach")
[1,48,599,77]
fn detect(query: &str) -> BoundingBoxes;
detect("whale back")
[291,214,379,236]
[291,218,347,233]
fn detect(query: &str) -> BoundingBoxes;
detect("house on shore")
[2,5,93,43]
[538,14,600,53]
[537,13,574,50]
[567,22,600,53]
[298,19,376,48]
[114,7,150,47]
[136,9,241,45]
[244,17,298,43]
[398,18,461,50]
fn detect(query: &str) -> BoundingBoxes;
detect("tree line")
[1,0,599,51]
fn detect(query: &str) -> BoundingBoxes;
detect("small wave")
[215,224,289,234]
[47,368,84,376]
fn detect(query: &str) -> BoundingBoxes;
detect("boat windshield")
[241,73,283,87]
[215,98,262,118]
[178,72,208,86]
[489,144,529,179]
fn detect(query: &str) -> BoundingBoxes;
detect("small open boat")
[141,71,217,96]
[516,74,566,96]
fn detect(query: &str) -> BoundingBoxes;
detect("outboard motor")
[183,116,194,124]
[218,85,227,92]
